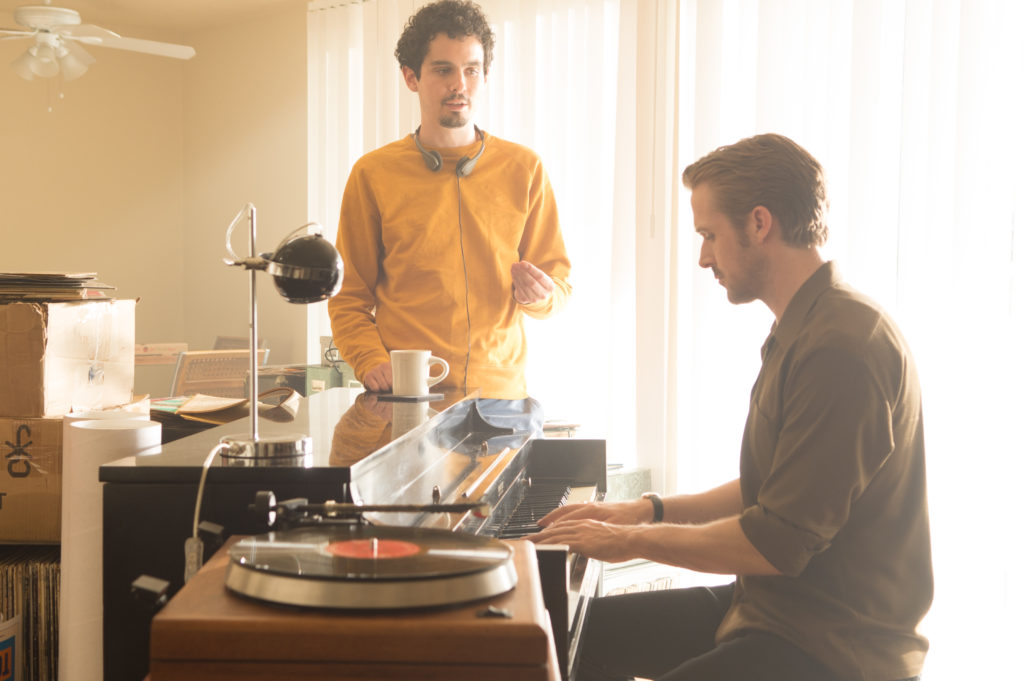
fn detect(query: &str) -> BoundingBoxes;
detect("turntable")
[216,491,518,609]
[149,500,560,680]
[225,523,518,609]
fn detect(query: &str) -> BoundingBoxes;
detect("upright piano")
[100,388,605,681]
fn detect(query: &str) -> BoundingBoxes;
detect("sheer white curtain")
[673,1,1024,678]
[306,0,420,359]
[307,0,636,454]
[309,0,1022,677]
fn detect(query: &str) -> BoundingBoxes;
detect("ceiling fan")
[0,3,195,81]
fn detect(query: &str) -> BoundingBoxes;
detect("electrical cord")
[184,441,229,582]
[323,339,346,376]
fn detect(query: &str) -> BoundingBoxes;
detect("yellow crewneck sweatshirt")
[327,133,571,399]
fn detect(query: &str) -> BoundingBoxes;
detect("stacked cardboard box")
[0,300,135,543]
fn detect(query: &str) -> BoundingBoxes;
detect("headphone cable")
[456,175,471,393]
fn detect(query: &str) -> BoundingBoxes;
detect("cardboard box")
[0,417,61,543]
[0,300,135,418]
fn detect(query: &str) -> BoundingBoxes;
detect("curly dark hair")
[395,0,495,79]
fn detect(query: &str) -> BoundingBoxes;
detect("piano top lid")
[98,387,482,484]
[349,399,536,525]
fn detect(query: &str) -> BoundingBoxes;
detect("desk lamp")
[219,203,342,461]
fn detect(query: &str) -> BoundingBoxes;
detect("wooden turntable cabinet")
[149,537,560,681]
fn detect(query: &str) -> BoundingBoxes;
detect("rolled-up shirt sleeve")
[740,504,831,575]
[739,344,897,577]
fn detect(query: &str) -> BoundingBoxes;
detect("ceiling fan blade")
[60,23,120,41]
[89,35,195,60]
[0,28,34,37]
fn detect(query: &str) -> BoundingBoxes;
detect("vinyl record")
[224,525,518,609]
[229,524,512,580]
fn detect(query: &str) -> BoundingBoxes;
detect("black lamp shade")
[264,233,343,304]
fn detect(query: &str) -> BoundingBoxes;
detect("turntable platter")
[225,524,517,609]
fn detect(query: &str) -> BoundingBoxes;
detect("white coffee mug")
[391,349,450,396]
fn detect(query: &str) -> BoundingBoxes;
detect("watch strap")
[642,492,664,523]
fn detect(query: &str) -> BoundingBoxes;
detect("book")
[175,387,302,426]
[0,613,19,681]
[0,272,114,302]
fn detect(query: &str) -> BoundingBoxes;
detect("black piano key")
[494,480,573,539]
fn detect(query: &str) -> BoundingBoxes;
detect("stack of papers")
[0,272,114,302]
[168,387,302,426]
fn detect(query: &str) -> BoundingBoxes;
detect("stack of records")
[0,272,114,302]
[0,545,60,681]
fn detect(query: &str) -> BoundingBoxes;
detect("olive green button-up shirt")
[716,262,932,681]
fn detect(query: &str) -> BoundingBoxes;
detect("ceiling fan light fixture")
[7,3,195,82]
[11,51,35,80]
[27,45,60,78]
[33,42,56,62]
[32,60,60,78]
[59,51,88,80]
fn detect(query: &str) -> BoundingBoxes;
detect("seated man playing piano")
[532,134,932,681]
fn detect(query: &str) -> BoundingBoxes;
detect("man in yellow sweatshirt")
[327,0,570,406]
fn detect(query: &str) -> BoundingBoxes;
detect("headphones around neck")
[414,125,487,177]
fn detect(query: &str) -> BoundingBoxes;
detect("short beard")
[724,249,766,305]
[441,112,469,128]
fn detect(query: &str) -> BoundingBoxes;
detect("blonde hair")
[682,133,829,247]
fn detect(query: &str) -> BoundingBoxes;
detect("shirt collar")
[761,261,841,360]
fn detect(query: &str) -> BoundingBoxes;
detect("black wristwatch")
[641,492,664,523]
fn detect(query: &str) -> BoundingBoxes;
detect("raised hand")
[510,260,555,304]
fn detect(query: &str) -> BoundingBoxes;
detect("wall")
[0,5,309,398]
[0,21,188,398]
[182,5,309,371]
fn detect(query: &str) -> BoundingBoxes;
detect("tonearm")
[250,490,490,530]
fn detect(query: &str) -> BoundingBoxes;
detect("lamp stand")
[219,203,311,461]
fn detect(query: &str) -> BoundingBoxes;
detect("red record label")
[326,538,421,559]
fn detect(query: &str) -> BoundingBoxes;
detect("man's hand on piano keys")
[529,518,638,563]
[531,499,662,561]
[535,499,654,528]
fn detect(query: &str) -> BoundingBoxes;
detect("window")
[309,2,1023,675]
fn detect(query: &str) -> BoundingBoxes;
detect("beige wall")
[0,5,308,397]
[0,21,188,397]
[182,6,308,377]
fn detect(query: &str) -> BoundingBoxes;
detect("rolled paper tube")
[58,417,161,681]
